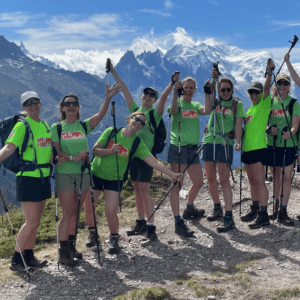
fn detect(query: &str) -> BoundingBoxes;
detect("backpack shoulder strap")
[105,127,123,148]
[19,116,31,155]
[231,97,242,118]
[56,122,62,142]
[129,137,141,161]
[288,98,297,118]
[149,109,157,129]
[134,107,140,112]
[80,121,88,135]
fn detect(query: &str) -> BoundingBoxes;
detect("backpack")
[0,113,50,175]
[105,127,141,181]
[134,107,166,156]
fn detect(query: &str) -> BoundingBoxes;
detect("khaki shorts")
[55,172,90,192]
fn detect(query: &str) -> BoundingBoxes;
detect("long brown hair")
[58,94,80,121]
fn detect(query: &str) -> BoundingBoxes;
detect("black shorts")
[130,157,153,183]
[242,148,267,165]
[168,144,200,165]
[16,176,51,202]
[266,146,296,167]
[201,143,233,165]
[92,174,122,192]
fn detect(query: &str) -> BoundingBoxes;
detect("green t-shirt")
[91,127,151,181]
[129,101,162,152]
[267,96,300,148]
[243,94,271,152]
[50,119,93,174]
[5,117,52,177]
[167,99,202,146]
[202,98,245,146]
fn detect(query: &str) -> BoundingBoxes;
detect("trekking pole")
[212,62,220,165]
[164,113,172,161]
[0,188,31,279]
[270,35,298,86]
[55,190,60,269]
[86,157,101,265]
[240,137,243,215]
[111,101,122,212]
[73,158,86,270]
[177,84,184,190]
[105,58,111,129]
[146,144,205,223]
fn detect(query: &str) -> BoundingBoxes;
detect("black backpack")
[0,113,50,175]
[105,127,141,181]
[134,108,166,156]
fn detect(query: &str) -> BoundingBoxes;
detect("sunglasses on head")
[63,100,79,107]
[219,88,232,93]
[132,116,146,126]
[277,81,290,86]
[248,90,261,95]
[23,98,40,107]
[144,91,156,98]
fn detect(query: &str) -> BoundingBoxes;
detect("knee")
[219,177,230,188]
[25,218,40,231]
[206,175,216,186]
[192,180,204,190]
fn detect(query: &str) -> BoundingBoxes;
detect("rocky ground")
[1,169,300,300]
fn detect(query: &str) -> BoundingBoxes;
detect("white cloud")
[207,1,218,5]
[140,9,172,17]
[164,0,174,9]
[0,12,46,27]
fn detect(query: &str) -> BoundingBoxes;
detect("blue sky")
[1,0,300,76]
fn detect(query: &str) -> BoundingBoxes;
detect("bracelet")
[70,155,73,161]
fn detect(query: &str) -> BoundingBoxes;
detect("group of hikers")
[0,50,300,274]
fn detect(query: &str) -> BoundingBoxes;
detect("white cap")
[20,91,40,105]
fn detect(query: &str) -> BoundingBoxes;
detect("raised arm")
[170,81,182,114]
[89,83,121,129]
[108,59,134,109]
[156,72,179,115]
[200,79,213,115]
[285,53,300,87]
[263,59,275,98]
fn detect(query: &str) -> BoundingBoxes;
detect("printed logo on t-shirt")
[37,138,51,148]
[107,140,129,158]
[182,110,198,118]
[8,130,16,139]
[216,106,232,115]
[61,131,85,140]
[270,109,289,117]
[245,115,253,125]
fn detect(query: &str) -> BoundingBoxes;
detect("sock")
[148,223,155,226]
[68,235,75,241]
[174,215,181,222]
[14,251,21,258]
[88,227,96,232]
[214,203,221,209]
[280,204,287,209]
[260,206,267,212]
[111,233,119,236]
[60,240,68,248]
[186,204,193,209]
[275,198,279,204]
[253,201,259,207]
[138,216,145,220]
[24,249,33,257]
[225,211,232,217]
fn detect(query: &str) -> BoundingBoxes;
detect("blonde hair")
[126,112,146,123]
[182,77,197,89]
[58,94,80,121]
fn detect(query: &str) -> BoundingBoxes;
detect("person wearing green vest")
[202,71,244,233]
[266,72,300,226]
[168,77,212,236]
[51,84,120,266]
[107,59,177,241]
[240,59,274,229]
[0,91,52,272]
[84,111,183,253]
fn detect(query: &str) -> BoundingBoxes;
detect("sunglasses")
[132,116,146,126]
[219,88,232,93]
[277,81,290,86]
[144,91,156,98]
[63,101,79,107]
[23,98,40,107]
[248,90,261,95]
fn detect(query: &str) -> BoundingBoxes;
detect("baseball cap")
[247,82,263,92]
[276,73,290,83]
[143,87,158,100]
[21,91,40,105]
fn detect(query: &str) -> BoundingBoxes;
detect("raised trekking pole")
[146,144,205,223]
[0,188,31,279]
[177,77,184,190]
[271,35,298,86]
[105,59,111,129]
[55,190,60,269]
[164,113,172,161]
[86,157,101,265]
[111,101,122,212]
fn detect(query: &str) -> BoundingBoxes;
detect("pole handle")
[106,58,111,73]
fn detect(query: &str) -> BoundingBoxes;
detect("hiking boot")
[59,246,79,267]
[269,202,279,220]
[24,250,47,268]
[278,208,294,226]
[297,215,300,221]
[126,219,147,236]
[86,230,98,248]
[241,205,259,222]
[91,243,103,252]
[207,206,223,221]
[175,219,194,237]
[217,216,235,233]
[145,225,158,241]
[9,255,33,273]
[109,234,120,254]
[67,240,83,259]
[249,211,270,229]
[182,205,205,219]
